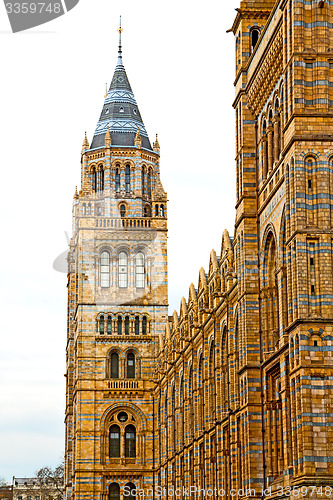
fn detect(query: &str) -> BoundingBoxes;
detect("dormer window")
[105,108,109,114]
[133,109,137,115]
[119,107,124,113]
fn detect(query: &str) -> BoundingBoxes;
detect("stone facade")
[65,3,333,500]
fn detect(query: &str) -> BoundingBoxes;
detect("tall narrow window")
[101,252,110,288]
[125,316,130,335]
[107,315,112,335]
[100,168,104,191]
[110,352,119,379]
[135,316,140,335]
[127,353,135,378]
[142,169,145,196]
[92,167,97,192]
[125,165,131,193]
[160,204,164,217]
[109,425,121,457]
[125,425,136,457]
[120,204,126,218]
[108,484,120,500]
[155,205,159,217]
[124,483,136,500]
[116,168,120,193]
[251,28,260,51]
[99,315,105,335]
[142,316,147,335]
[136,253,145,288]
[147,170,152,196]
[119,252,128,288]
[117,316,122,335]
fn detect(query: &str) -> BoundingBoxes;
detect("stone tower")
[65,24,168,500]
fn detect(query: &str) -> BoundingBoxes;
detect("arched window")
[100,168,104,191]
[135,316,140,335]
[110,352,119,379]
[117,316,122,335]
[107,315,112,335]
[108,484,120,500]
[120,204,126,218]
[142,316,147,335]
[115,168,120,193]
[147,170,152,197]
[125,425,136,457]
[125,316,129,335]
[136,253,145,288]
[209,342,216,420]
[99,315,105,335]
[83,203,86,215]
[251,28,260,51]
[221,328,228,413]
[124,483,136,500]
[126,353,135,378]
[198,355,204,430]
[125,165,131,193]
[92,167,97,192]
[155,205,159,217]
[101,252,110,288]
[109,425,121,457]
[119,252,128,288]
[160,204,164,217]
[142,169,145,196]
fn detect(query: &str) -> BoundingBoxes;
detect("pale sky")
[0,0,239,481]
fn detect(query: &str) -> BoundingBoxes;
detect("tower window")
[136,253,145,288]
[119,252,128,288]
[251,28,260,51]
[110,352,119,379]
[105,108,109,114]
[109,425,121,457]
[135,316,140,335]
[101,251,110,288]
[160,204,164,217]
[142,316,147,335]
[99,315,105,335]
[125,165,131,193]
[125,425,136,458]
[107,315,112,335]
[155,205,159,217]
[126,353,135,379]
[117,316,122,335]
[109,484,120,500]
[115,168,120,193]
[311,285,315,295]
[120,204,126,218]
[125,316,130,335]
[119,107,124,113]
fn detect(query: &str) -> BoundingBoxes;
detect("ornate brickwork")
[66,3,333,500]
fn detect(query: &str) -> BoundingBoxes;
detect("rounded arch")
[108,483,120,500]
[101,402,147,433]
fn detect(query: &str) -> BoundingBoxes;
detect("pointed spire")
[105,125,111,147]
[74,186,79,200]
[153,133,160,153]
[82,131,89,153]
[134,127,142,148]
[117,16,123,67]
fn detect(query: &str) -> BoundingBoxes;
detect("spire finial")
[117,16,123,66]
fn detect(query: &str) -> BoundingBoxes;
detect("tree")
[20,460,64,500]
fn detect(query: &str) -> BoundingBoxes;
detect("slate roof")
[90,35,152,151]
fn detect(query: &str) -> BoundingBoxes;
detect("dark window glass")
[251,29,260,50]
[142,316,147,335]
[125,316,129,335]
[111,352,119,379]
[101,168,104,191]
[107,316,112,335]
[99,316,104,335]
[109,425,121,457]
[124,482,136,500]
[125,425,136,458]
[125,165,130,193]
[120,204,126,218]
[117,316,122,335]
[135,316,140,335]
[116,168,120,193]
[127,353,135,379]
[155,205,159,217]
